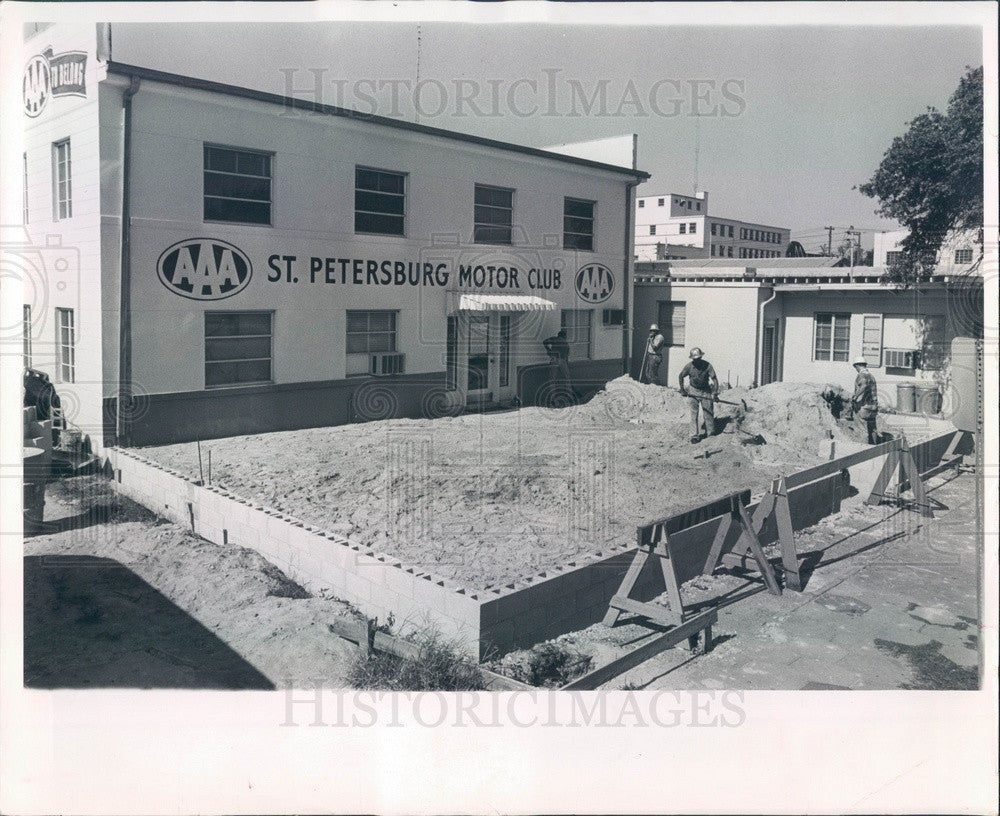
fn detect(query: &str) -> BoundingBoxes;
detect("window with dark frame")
[55,307,74,382]
[954,248,974,264]
[679,223,686,234]
[649,225,656,235]
[689,222,696,234]
[355,167,405,236]
[52,139,71,220]
[814,312,851,362]
[205,311,273,387]
[204,145,272,225]
[346,310,398,376]
[474,184,513,244]
[563,197,595,251]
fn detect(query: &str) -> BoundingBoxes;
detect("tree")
[859,66,983,282]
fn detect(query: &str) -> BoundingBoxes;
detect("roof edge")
[105,61,651,181]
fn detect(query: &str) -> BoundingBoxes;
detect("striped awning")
[451,294,558,313]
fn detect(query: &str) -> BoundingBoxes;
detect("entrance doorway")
[449,313,517,406]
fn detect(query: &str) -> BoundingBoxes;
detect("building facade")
[634,190,790,262]
[874,227,983,273]
[18,24,648,449]
[632,261,983,412]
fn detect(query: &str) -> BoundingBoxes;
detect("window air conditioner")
[884,348,918,369]
[370,352,405,376]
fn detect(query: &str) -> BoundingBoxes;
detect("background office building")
[634,190,791,262]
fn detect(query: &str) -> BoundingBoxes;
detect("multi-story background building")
[634,190,791,261]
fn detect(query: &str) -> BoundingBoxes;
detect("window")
[727,246,733,257]
[204,145,272,225]
[689,222,696,234]
[638,200,645,208]
[814,313,851,362]
[355,167,405,236]
[446,315,458,390]
[346,310,397,376]
[710,223,717,236]
[23,305,32,368]
[23,153,28,223]
[727,225,733,238]
[560,309,592,360]
[954,248,974,264]
[52,139,71,220]
[55,308,74,382]
[205,311,272,387]
[679,223,686,234]
[885,250,903,265]
[657,301,686,346]
[649,225,656,235]
[474,184,513,244]
[696,202,701,211]
[563,197,595,251]
[658,198,665,206]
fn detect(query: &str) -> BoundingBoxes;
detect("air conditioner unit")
[370,352,405,376]
[884,348,918,369]
[602,309,624,326]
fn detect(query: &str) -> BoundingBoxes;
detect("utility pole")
[824,226,835,256]
[846,226,861,281]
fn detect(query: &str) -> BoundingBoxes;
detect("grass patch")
[492,640,593,688]
[347,633,487,691]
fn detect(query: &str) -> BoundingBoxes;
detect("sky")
[112,19,983,252]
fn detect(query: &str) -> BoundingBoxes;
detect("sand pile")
[142,378,861,590]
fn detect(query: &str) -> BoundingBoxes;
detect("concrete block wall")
[106,430,953,661]
[105,447,484,652]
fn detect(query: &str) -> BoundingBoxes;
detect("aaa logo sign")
[23,49,87,118]
[574,263,615,304]
[157,239,253,300]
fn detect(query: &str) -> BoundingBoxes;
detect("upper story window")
[696,202,701,211]
[710,223,717,236]
[638,200,645,208]
[649,225,656,235]
[563,198,595,251]
[658,198,665,206]
[679,223,686,234]
[355,167,405,236]
[204,145,272,225]
[727,225,733,237]
[688,222,696,234]
[52,139,72,220]
[473,184,513,245]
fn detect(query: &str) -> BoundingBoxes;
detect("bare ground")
[140,378,870,591]
[23,477,359,689]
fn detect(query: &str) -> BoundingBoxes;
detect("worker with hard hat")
[641,323,666,384]
[851,356,879,444]
[678,347,720,443]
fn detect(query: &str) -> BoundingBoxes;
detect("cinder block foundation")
[107,429,957,659]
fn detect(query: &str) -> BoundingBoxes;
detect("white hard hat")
[689,347,703,359]
[649,323,658,331]
[853,356,867,366]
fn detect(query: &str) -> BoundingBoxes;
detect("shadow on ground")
[24,555,273,690]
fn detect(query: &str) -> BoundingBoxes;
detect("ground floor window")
[346,310,401,376]
[657,300,686,346]
[446,316,458,390]
[55,308,74,382]
[205,311,273,387]
[560,309,592,360]
[813,312,850,362]
[23,305,32,368]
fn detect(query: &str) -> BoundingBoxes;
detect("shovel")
[714,395,750,412]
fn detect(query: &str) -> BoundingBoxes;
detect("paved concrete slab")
[581,469,981,689]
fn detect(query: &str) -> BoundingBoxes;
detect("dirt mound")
[142,377,861,590]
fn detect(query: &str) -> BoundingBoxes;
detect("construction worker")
[542,329,572,397]
[851,356,879,444]
[678,347,719,443]
[641,324,666,384]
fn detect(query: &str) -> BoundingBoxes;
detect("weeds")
[347,632,487,691]
[494,640,593,688]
